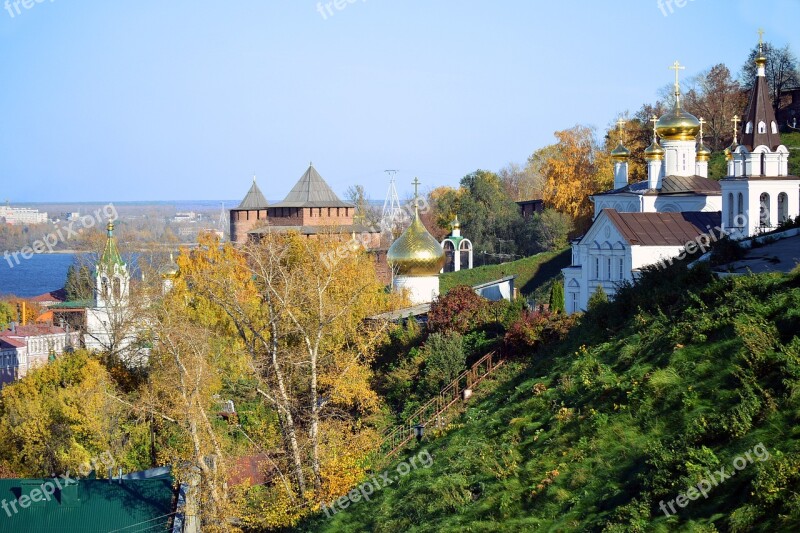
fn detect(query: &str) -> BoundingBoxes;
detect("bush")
[419,332,466,396]
[428,285,491,334]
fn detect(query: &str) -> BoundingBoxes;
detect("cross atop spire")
[670,60,685,95]
[616,118,627,144]
[650,115,659,139]
[412,177,421,199]
[698,117,706,145]
[732,114,741,144]
[757,28,765,54]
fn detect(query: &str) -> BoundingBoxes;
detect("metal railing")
[377,350,503,462]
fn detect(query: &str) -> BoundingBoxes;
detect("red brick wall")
[230,209,269,244]
[268,207,354,227]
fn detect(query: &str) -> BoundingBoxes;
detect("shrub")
[428,285,490,334]
[419,332,466,396]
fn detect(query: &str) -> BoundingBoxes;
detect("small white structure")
[720,47,799,238]
[441,216,473,273]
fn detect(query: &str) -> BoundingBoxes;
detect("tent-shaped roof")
[270,164,353,209]
[237,178,269,210]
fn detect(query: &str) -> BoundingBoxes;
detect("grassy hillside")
[440,249,570,296]
[300,263,800,532]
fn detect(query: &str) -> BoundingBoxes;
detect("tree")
[173,232,398,525]
[543,126,611,230]
[587,284,608,311]
[684,64,747,150]
[346,184,379,227]
[0,351,123,477]
[419,332,466,396]
[0,301,13,329]
[498,161,545,202]
[740,42,800,111]
[457,170,522,259]
[65,263,94,301]
[549,279,565,314]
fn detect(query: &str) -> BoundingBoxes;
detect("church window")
[618,258,624,280]
[727,193,734,226]
[571,292,578,314]
[771,122,778,134]
[606,258,612,280]
[760,193,771,227]
[682,153,687,171]
[745,122,753,134]
[778,193,789,223]
[737,193,744,221]
[758,121,766,134]
[592,257,599,279]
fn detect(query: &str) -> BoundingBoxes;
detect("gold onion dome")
[656,104,701,141]
[451,215,461,230]
[644,139,665,161]
[159,253,179,278]
[610,141,631,161]
[388,210,445,277]
[696,144,711,161]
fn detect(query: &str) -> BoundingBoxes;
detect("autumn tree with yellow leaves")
[542,125,613,230]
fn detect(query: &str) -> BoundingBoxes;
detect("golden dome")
[387,210,445,276]
[643,140,665,161]
[656,105,701,141]
[451,215,461,230]
[755,55,767,68]
[159,253,179,278]
[696,144,711,161]
[610,141,631,161]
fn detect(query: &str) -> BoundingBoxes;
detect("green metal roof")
[0,477,176,532]
[99,222,125,270]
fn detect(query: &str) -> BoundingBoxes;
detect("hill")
[300,262,800,532]
[440,249,570,297]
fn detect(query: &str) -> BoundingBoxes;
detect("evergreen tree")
[587,284,608,311]
[549,279,565,313]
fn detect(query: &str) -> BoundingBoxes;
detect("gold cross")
[758,28,765,53]
[650,115,659,134]
[616,118,626,143]
[669,60,685,91]
[698,117,706,142]
[732,114,741,143]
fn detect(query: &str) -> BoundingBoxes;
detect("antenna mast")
[381,170,407,236]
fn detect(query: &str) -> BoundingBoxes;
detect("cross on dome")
[731,114,741,144]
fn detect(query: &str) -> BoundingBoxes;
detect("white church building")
[564,42,799,314]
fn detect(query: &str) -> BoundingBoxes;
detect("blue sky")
[1,0,798,203]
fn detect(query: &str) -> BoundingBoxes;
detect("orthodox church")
[387,179,446,305]
[564,38,799,314]
[84,222,142,359]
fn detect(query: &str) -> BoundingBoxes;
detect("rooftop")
[604,209,722,247]
[596,175,721,197]
[270,164,353,209]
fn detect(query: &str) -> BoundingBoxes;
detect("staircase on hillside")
[378,350,504,463]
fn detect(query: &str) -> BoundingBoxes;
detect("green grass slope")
[440,249,570,296]
[300,263,800,532]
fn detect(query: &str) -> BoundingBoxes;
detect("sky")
[1,0,798,204]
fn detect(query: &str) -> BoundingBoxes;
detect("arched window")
[746,122,753,134]
[771,122,778,134]
[442,240,455,273]
[593,257,599,280]
[727,193,734,226]
[778,193,789,223]
[758,121,766,134]
[101,276,110,298]
[760,193,771,227]
[618,258,624,280]
[606,257,612,280]
[737,193,744,220]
